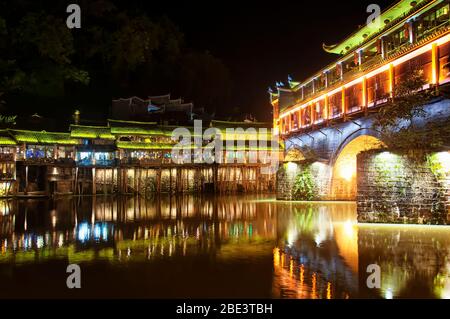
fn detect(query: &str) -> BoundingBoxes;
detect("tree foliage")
[292,169,316,201]
[372,66,439,149]
[0,0,232,118]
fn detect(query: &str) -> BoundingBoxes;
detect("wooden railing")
[0,154,14,162]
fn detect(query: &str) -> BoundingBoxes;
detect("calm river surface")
[0,195,449,299]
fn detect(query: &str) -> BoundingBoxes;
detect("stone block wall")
[357,150,450,225]
[276,163,300,200]
[276,161,331,201]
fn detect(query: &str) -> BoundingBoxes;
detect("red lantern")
[376,39,382,54]
[404,23,409,39]
[336,63,341,77]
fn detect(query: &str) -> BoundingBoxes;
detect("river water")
[0,195,449,299]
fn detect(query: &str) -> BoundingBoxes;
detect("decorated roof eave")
[288,0,438,93]
[277,87,294,93]
[111,128,170,137]
[0,138,17,146]
[69,124,115,140]
[116,141,175,150]
[0,130,16,146]
[210,120,272,129]
[107,119,158,126]
[323,0,434,55]
[7,129,80,145]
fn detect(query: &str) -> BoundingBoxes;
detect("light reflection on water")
[0,197,449,299]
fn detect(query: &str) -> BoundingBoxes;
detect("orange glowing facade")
[270,0,450,136]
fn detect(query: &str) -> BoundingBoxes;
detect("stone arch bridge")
[277,98,450,201]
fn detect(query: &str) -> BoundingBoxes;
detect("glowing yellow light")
[339,163,354,181]
[289,258,294,277]
[273,126,279,136]
[344,220,356,238]
[285,162,298,172]
[279,34,450,120]
[362,77,367,107]
[389,64,394,96]
[435,152,450,173]
[312,273,317,299]
[385,288,393,299]
[432,43,438,85]
[376,151,397,161]
[299,264,304,286]
[273,247,280,268]
[326,282,332,299]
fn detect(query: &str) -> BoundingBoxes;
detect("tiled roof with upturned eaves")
[8,130,80,145]
[69,125,115,140]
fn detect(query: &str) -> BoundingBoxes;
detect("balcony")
[416,19,450,43]
[0,153,14,162]
[0,172,14,180]
[23,157,56,165]
[120,158,173,166]
[77,158,118,167]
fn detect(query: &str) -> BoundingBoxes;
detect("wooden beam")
[362,76,368,116]
[432,42,439,87]
[92,167,96,195]
[341,86,346,119]
[389,63,394,97]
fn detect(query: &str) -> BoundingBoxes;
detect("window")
[436,4,449,19]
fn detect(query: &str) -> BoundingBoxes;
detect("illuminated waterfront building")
[0,117,279,196]
[271,0,450,210]
[271,0,450,135]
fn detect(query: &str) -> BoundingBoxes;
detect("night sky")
[3,0,396,124]
[136,0,393,121]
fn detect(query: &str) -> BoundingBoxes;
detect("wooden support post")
[92,167,96,195]
[176,168,180,193]
[122,168,126,194]
[103,169,107,195]
[144,168,148,197]
[111,168,115,194]
[133,168,137,194]
[117,168,121,194]
[125,168,128,194]
[74,167,78,195]
[389,63,394,98]
[341,86,346,120]
[362,76,368,116]
[169,168,172,194]
[157,169,161,193]
[25,165,28,195]
[117,168,120,194]
[213,165,218,194]
[432,43,439,89]
[324,95,329,121]
[137,168,141,196]
[298,109,302,129]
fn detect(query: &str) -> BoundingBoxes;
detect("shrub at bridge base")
[276,161,331,201]
[357,150,450,225]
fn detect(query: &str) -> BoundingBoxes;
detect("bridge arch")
[330,128,385,200]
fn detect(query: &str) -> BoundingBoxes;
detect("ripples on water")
[0,196,449,299]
